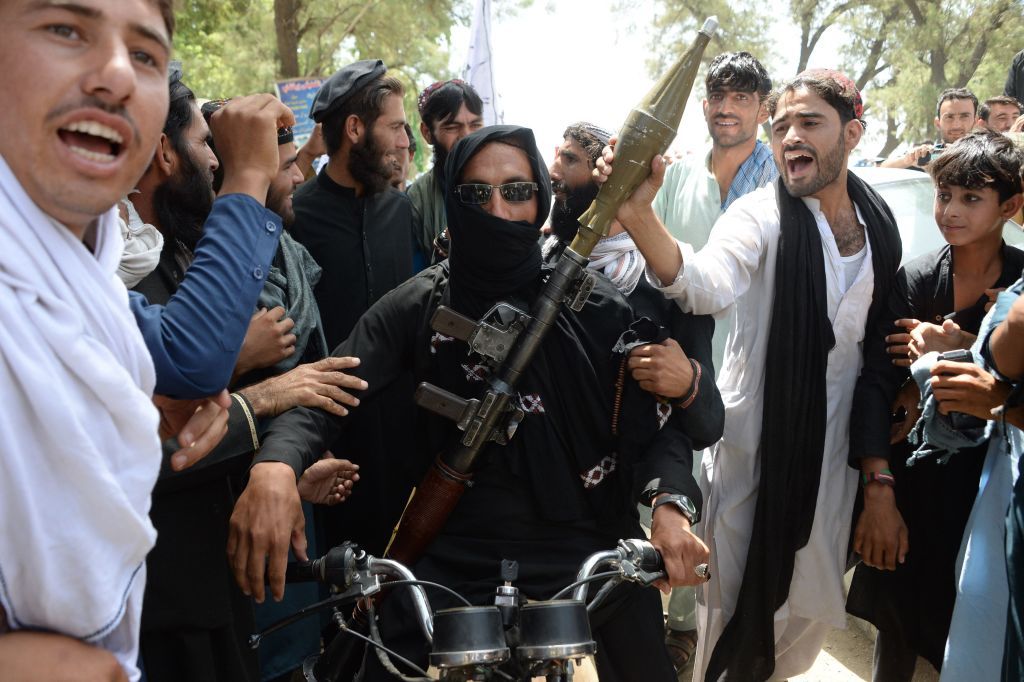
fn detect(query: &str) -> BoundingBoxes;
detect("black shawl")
[705,172,901,681]
[443,125,551,318]
[433,125,649,519]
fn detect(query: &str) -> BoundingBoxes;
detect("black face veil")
[442,125,552,312]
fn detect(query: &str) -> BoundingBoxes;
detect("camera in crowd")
[917,142,946,167]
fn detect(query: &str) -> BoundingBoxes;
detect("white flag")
[462,0,503,125]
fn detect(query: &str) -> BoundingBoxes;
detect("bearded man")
[292,59,413,350]
[599,70,902,680]
[290,60,419,560]
[131,73,219,302]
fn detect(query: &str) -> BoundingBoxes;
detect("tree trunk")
[877,110,902,158]
[274,0,301,79]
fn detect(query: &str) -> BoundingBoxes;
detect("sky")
[446,0,867,167]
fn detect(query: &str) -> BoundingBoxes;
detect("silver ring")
[695,563,711,581]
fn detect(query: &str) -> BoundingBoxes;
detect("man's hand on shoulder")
[228,461,306,603]
[239,356,367,418]
[649,495,710,590]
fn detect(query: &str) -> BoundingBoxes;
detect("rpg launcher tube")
[573,16,718,255]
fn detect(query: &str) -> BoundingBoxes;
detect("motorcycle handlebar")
[279,538,667,645]
[285,560,318,583]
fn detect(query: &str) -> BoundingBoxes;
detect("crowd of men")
[1,2,1024,682]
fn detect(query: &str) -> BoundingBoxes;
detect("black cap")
[309,59,387,123]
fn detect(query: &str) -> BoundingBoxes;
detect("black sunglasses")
[453,182,539,205]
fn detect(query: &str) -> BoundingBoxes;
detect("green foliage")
[621,0,778,81]
[173,0,278,98]
[171,0,528,173]
[172,0,471,98]
[644,0,1024,155]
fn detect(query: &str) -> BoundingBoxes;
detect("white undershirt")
[839,244,868,292]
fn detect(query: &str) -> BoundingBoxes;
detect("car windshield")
[853,168,1024,264]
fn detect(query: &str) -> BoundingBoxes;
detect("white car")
[852,166,1024,263]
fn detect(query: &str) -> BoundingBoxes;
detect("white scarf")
[0,155,160,681]
[587,231,646,295]
[116,193,163,288]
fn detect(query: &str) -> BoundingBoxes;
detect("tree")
[172,0,476,99]
[790,0,858,74]
[644,0,1024,157]
[829,0,1024,156]
[629,0,779,77]
[270,0,468,85]
[173,0,278,97]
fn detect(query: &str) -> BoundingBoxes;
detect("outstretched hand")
[153,390,232,471]
[297,452,360,505]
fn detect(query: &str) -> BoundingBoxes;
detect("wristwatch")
[652,494,699,525]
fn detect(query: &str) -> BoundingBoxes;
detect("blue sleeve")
[131,194,282,398]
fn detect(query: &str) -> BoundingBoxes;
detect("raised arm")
[594,141,681,284]
[131,95,297,399]
[594,140,766,316]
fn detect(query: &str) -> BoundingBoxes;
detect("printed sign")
[275,77,324,148]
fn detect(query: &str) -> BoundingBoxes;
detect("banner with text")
[275,77,324,148]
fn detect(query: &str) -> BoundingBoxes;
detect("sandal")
[665,627,698,681]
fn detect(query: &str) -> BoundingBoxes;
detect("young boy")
[847,130,1024,680]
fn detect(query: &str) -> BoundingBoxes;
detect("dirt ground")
[791,618,940,682]
[566,614,941,681]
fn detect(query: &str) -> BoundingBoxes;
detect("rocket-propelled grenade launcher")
[571,16,719,256]
[386,15,719,568]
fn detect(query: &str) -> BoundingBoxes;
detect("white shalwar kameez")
[651,186,876,681]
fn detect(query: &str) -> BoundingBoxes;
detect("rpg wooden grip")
[386,457,472,566]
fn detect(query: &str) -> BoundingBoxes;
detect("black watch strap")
[652,494,699,525]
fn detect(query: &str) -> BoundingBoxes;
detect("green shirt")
[408,169,446,264]
[653,150,723,249]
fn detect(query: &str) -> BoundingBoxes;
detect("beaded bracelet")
[675,359,702,410]
[861,469,895,488]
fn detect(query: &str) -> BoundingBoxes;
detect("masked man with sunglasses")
[229,125,709,681]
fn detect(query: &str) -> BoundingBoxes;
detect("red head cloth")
[418,79,471,115]
[798,68,864,122]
